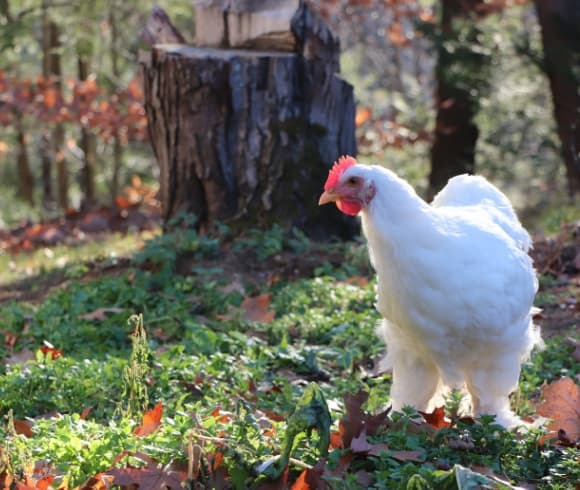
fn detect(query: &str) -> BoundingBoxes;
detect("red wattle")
[337,199,362,216]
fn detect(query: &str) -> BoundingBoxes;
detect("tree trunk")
[141,2,357,238]
[15,113,34,205]
[109,3,123,203]
[41,3,54,210]
[428,0,488,197]
[534,0,580,197]
[54,122,69,209]
[78,55,97,209]
[40,133,54,210]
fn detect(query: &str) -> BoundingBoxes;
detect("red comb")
[324,155,357,191]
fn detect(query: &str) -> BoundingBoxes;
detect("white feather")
[342,165,542,428]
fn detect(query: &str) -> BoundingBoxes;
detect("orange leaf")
[40,342,63,360]
[43,88,58,109]
[241,293,276,323]
[134,401,163,437]
[289,460,325,490]
[345,276,369,288]
[212,451,224,471]
[419,8,434,23]
[127,77,143,99]
[80,406,93,420]
[536,377,580,442]
[355,107,372,127]
[387,22,408,46]
[420,406,451,429]
[290,470,309,490]
[115,196,132,209]
[35,476,54,490]
[211,407,232,423]
[13,419,33,438]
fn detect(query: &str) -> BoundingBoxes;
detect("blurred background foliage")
[0,0,578,231]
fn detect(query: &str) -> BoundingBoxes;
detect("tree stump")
[140,1,357,238]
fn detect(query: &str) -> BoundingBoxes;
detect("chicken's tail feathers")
[431,174,532,252]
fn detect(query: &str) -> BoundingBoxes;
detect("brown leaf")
[79,307,125,321]
[108,465,185,490]
[134,401,163,437]
[13,419,33,438]
[241,293,276,323]
[387,450,426,463]
[420,406,451,429]
[5,348,36,366]
[536,377,580,442]
[337,391,390,449]
[80,406,93,420]
[350,429,373,453]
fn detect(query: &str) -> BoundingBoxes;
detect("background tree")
[534,0,580,197]
[428,0,492,196]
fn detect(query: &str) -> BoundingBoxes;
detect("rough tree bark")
[428,0,488,197]
[141,1,357,238]
[40,3,55,209]
[535,0,580,197]
[109,3,123,203]
[15,113,34,205]
[43,20,69,209]
[78,54,97,209]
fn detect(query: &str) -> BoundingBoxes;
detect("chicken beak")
[318,190,339,206]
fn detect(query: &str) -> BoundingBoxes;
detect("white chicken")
[319,156,542,428]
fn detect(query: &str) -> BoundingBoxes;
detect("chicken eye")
[347,177,359,186]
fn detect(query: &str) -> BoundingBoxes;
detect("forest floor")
[0,209,578,489]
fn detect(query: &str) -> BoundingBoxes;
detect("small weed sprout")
[1,410,33,481]
[120,314,150,419]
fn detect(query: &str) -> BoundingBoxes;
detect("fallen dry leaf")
[13,419,33,438]
[290,459,326,490]
[388,449,426,463]
[134,401,163,437]
[420,406,451,429]
[40,342,63,360]
[241,293,276,323]
[536,377,580,442]
[5,348,36,365]
[344,276,369,288]
[350,429,374,453]
[335,391,391,450]
[108,465,185,490]
[35,476,54,490]
[79,307,125,321]
[76,472,114,490]
[80,406,93,420]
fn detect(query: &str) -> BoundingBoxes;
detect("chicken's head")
[318,156,376,216]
